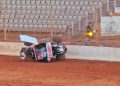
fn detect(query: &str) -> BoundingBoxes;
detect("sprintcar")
[20,35,67,62]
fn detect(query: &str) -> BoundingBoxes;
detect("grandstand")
[0,0,119,47]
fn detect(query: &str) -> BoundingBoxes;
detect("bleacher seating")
[0,0,103,32]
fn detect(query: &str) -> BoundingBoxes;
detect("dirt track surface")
[0,55,120,86]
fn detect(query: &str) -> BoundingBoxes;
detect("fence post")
[4,8,7,41]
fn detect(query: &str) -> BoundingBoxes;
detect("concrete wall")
[101,16,120,36]
[0,42,25,56]
[0,42,120,62]
[115,7,120,13]
[66,45,120,62]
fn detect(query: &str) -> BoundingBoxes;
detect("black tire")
[20,47,36,62]
[20,48,26,60]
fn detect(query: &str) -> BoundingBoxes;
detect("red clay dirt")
[0,55,120,86]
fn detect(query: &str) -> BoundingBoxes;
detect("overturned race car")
[20,35,67,62]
